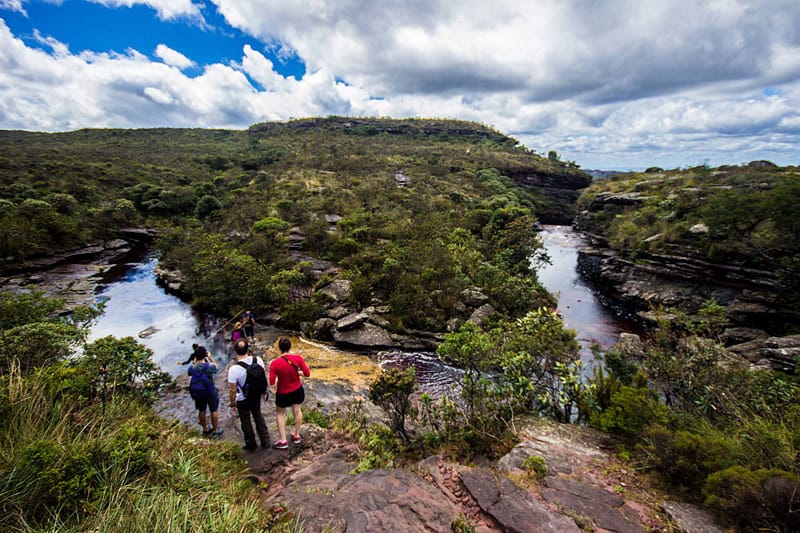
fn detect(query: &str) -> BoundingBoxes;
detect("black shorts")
[275,386,305,408]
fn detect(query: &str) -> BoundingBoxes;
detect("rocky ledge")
[576,240,800,373]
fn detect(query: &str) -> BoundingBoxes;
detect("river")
[536,225,635,370]
[86,225,632,384]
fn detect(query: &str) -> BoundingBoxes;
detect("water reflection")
[88,249,227,378]
[536,225,636,369]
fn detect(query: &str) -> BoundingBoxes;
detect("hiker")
[227,339,270,451]
[187,348,222,437]
[231,322,244,344]
[177,343,208,366]
[269,336,310,449]
[242,310,256,342]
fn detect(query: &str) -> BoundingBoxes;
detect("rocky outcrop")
[308,282,488,351]
[575,239,800,372]
[556,234,799,371]
[507,167,592,224]
[727,334,800,373]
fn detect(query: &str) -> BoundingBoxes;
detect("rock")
[660,501,725,533]
[461,287,489,307]
[688,223,709,234]
[468,304,496,326]
[616,332,645,357]
[332,322,394,348]
[336,312,369,331]
[727,334,800,373]
[541,476,645,533]
[720,327,768,346]
[138,326,160,338]
[460,467,581,533]
[318,279,352,303]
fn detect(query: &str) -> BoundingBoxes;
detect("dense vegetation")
[576,162,800,300]
[0,117,589,331]
[0,292,304,532]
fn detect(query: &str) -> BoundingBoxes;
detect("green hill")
[0,117,590,331]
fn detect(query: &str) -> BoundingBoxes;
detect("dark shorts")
[275,386,305,408]
[194,392,220,413]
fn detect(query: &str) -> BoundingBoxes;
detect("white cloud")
[0,0,27,15]
[2,1,800,168]
[89,0,204,21]
[154,43,195,69]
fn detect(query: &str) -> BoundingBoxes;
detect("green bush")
[522,454,548,481]
[589,385,669,440]
[640,426,737,499]
[369,367,418,441]
[703,466,800,531]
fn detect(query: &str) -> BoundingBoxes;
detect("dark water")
[537,225,635,369]
[87,247,229,378]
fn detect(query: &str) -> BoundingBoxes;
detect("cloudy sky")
[1,0,799,169]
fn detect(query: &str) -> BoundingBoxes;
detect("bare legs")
[276,404,303,442]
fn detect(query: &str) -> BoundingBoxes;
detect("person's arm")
[299,357,311,377]
[268,361,278,394]
[177,352,193,365]
[206,351,217,369]
[228,381,238,412]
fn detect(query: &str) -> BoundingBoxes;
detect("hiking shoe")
[211,428,223,438]
[242,444,257,452]
[202,427,213,436]
[291,434,302,444]
[272,440,289,450]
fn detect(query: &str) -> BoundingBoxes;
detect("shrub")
[640,426,736,499]
[589,385,669,441]
[369,367,417,441]
[703,466,800,531]
[522,454,548,481]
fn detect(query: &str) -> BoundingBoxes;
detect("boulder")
[336,312,369,331]
[318,279,352,303]
[468,304,496,326]
[332,322,394,348]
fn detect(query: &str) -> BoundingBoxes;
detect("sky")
[1,0,799,170]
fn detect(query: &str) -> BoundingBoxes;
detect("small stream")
[86,225,632,389]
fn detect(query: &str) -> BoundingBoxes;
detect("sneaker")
[211,428,223,438]
[202,427,213,436]
[291,433,302,444]
[242,444,257,451]
[272,440,289,450]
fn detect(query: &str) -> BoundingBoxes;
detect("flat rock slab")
[460,467,581,533]
[267,446,463,532]
[541,476,645,533]
[660,501,726,533]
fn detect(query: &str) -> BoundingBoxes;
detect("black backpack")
[236,356,268,402]
[188,363,215,400]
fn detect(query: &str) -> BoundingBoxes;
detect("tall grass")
[0,361,299,532]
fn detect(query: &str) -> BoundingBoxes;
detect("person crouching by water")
[269,337,310,449]
[227,339,270,451]
[187,348,222,437]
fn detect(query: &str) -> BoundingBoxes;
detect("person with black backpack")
[187,348,222,437]
[227,338,270,451]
